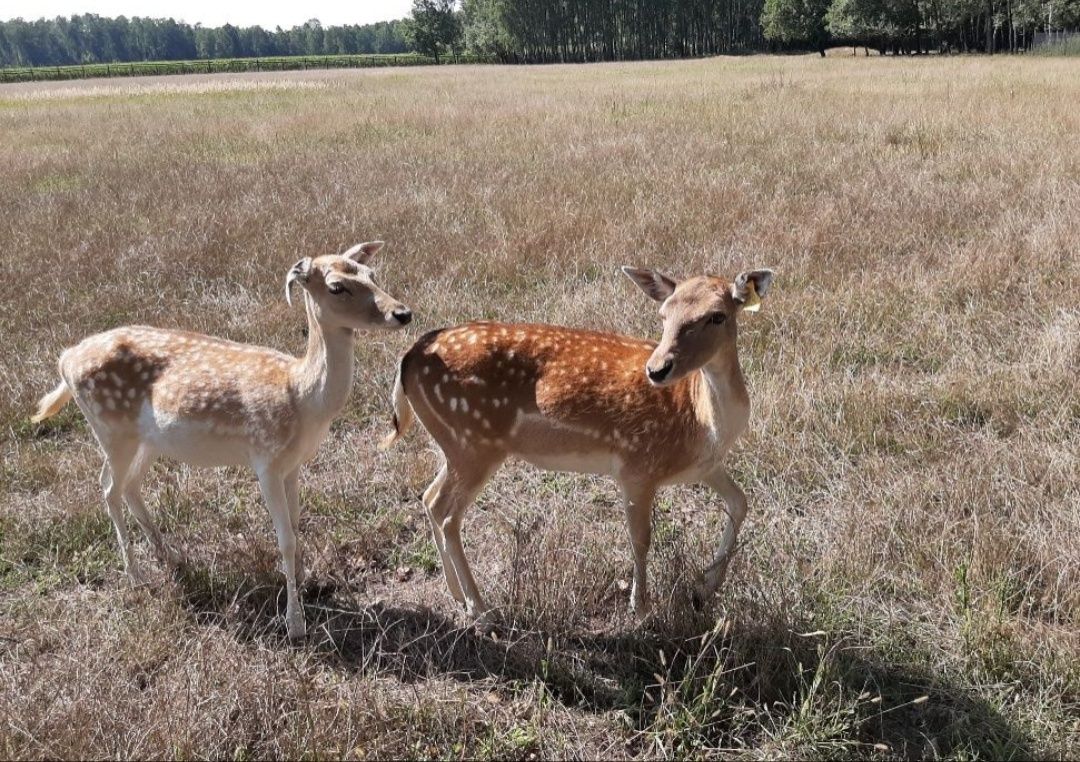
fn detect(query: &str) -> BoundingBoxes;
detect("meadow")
[1,56,1078,759]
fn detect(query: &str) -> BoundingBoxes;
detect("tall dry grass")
[1,56,1078,759]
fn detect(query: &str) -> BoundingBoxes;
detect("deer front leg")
[284,468,305,586]
[257,468,305,641]
[619,481,656,618]
[696,467,748,606]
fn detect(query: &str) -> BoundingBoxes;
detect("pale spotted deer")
[31,241,412,640]
[381,266,774,625]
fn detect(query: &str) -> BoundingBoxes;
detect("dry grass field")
[1,56,1078,759]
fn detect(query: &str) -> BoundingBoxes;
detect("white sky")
[0,0,414,29]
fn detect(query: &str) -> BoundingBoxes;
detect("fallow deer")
[381,266,774,625]
[31,241,412,640]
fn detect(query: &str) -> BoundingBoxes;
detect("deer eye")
[708,312,727,325]
[327,282,348,295]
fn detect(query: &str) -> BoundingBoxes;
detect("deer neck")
[692,339,750,440]
[292,296,356,419]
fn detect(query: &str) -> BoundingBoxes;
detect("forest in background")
[0,16,409,67]
[1,0,1078,70]
[460,0,1080,59]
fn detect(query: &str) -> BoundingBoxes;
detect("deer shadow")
[174,566,1036,758]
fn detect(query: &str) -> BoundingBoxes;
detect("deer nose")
[391,308,412,325]
[646,358,674,384]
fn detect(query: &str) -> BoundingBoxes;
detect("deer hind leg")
[427,456,501,626]
[618,480,657,618]
[422,462,464,605]
[284,468,305,586]
[99,440,147,585]
[256,467,305,641]
[122,445,181,567]
[696,467,748,605]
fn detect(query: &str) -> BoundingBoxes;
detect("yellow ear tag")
[741,280,762,312]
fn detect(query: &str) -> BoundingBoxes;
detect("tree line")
[459,0,767,60]
[452,0,1078,59]
[0,15,409,68]
[1,0,1076,69]
[764,0,1080,54]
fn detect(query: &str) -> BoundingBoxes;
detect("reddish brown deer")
[381,266,773,625]
[31,242,412,640]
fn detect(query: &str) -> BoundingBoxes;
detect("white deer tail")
[379,356,415,451]
[31,381,73,423]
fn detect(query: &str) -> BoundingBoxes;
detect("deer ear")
[342,240,384,265]
[620,266,678,302]
[731,269,775,313]
[285,257,312,306]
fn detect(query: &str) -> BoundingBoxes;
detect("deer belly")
[138,407,252,468]
[509,413,621,475]
[517,449,620,475]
